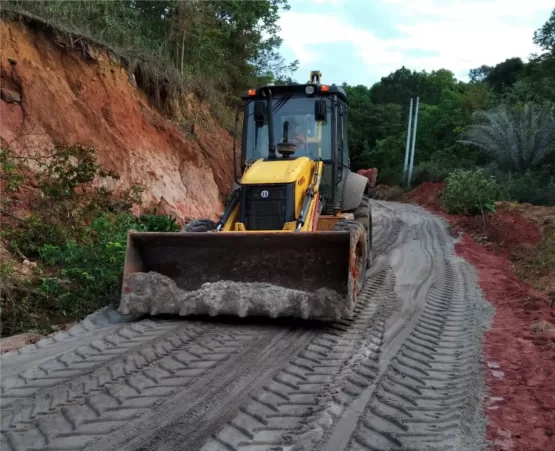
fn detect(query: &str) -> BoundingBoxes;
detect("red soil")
[405,184,555,451]
[453,211,542,255]
[1,18,234,223]
[404,182,444,211]
[456,235,555,451]
[357,168,378,187]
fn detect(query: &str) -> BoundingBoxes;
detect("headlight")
[305,86,315,95]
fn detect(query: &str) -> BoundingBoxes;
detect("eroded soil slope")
[0,17,234,222]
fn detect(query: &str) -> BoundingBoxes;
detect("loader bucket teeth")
[119,230,367,321]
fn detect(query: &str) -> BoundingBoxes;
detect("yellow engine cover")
[241,157,315,221]
[220,157,317,232]
[241,157,314,185]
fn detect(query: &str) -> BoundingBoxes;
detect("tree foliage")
[344,7,555,207]
[459,103,555,172]
[0,0,298,111]
[533,8,555,53]
[0,145,179,336]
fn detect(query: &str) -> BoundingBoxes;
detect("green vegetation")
[440,169,499,215]
[0,146,179,336]
[344,8,555,208]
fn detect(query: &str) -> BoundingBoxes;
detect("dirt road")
[0,201,493,451]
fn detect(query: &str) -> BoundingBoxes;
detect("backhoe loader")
[119,71,373,321]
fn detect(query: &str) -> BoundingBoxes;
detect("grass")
[512,224,555,296]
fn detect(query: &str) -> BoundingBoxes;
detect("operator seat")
[294,142,318,159]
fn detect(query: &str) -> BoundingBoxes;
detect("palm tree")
[458,102,555,172]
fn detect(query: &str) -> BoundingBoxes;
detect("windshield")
[244,96,332,162]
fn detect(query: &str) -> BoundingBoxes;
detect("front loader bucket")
[119,229,366,321]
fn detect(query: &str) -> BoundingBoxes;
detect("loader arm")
[219,157,323,233]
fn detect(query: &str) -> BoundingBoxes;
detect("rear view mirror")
[254,101,266,125]
[315,99,327,121]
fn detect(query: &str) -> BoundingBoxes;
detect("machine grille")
[242,184,294,230]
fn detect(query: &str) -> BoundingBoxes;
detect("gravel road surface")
[0,201,493,451]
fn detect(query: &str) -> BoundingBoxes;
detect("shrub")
[137,213,179,232]
[0,145,180,336]
[38,212,178,317]
[499,171,555,206]
[440,169,500,215]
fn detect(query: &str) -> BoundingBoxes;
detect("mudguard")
[341,171,369,211]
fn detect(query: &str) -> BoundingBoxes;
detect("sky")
[276,0,554,86]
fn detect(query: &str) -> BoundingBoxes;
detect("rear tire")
[181,218,217,232]
[353,194,373,267]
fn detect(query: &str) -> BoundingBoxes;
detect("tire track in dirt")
[0,308,140,379]
[0,307,130,360]
[1,320,208,408]
[338,210,489,451]
[0,201,490,451]
[1,323,300,451]
[371,207,403,260]
[86,325,317,451]
[198,268,394,451]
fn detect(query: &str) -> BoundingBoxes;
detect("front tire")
[353,194,373,267]
[333,219,367,296]
[181,218,217,232]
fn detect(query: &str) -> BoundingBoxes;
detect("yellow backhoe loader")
[118,71,373,321]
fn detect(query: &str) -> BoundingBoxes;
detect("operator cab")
[238,71,349,168]
[231,71,350,218]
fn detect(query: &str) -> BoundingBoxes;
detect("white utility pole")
[403,97,413,181]
[407,96,420,188]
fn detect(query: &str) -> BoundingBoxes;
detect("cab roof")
[240,82,348,103]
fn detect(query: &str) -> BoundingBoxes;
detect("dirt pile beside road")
[453,210,542,252]
[403,181,444,210]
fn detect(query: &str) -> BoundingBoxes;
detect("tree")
[469,65,492,83]
[458,103,555,172]
[484,57,525,93]
[533,7,555,53]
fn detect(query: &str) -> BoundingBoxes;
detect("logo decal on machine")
[260,190,269,198]
[298,176,306,186]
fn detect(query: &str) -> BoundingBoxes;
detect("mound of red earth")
[405,183,555,451]
[456,236,555,451]
[453,210,542,255]
[357,168,378,187]
[403,182,444,211]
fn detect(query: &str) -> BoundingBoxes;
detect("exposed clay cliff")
[0,17,234,222]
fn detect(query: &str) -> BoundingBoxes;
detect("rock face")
[0,18,235,222]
